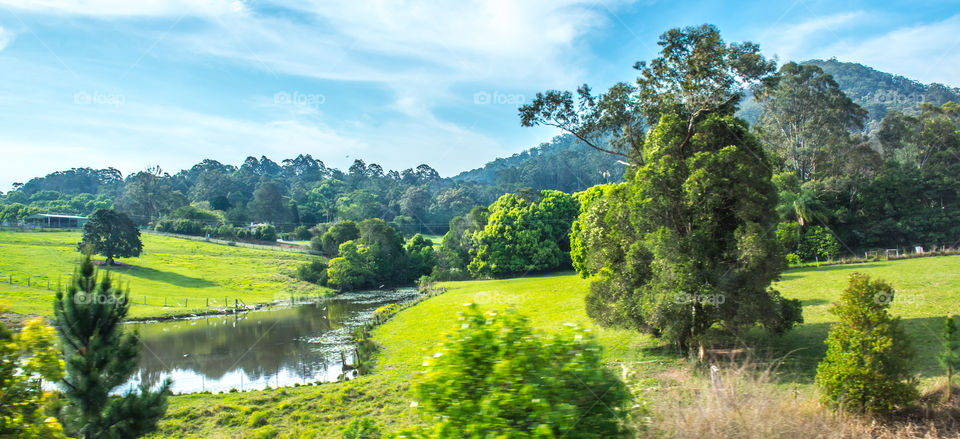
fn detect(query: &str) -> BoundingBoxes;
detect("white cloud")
[820,14,960,87]
[760,11,868,64]
[0,26,14,50]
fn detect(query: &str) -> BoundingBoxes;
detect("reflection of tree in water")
[133,296,374,389]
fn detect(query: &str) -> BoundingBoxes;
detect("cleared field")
[0,231,330,319]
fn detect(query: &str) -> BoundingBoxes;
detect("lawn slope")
[0,231,328,319]
[139,255,960,437]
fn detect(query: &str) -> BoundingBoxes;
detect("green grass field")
[0,231,330,319]
[154,255,960,438]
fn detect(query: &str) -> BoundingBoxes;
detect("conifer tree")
[816,274,917,414]
[53,256,170,439]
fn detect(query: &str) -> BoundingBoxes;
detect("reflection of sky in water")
[118,288,419,394]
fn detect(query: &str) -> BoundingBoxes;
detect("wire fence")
[0,274,275,310]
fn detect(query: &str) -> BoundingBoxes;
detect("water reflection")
[123,288,419,394]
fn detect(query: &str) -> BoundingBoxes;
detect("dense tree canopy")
[467,190,578,277]
[77,209,143,265]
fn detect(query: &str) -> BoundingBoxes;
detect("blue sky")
[1,0,958,191]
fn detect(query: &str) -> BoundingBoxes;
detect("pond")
[121,288,421,394]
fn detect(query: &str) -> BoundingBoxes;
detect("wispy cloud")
[821,14,960,86]
[761,11,869,64]
[0,25,14,50]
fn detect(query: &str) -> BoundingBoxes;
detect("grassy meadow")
[153,254,960,438]
[0,230,330,319]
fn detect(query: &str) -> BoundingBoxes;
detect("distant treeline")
[0,134,625,236]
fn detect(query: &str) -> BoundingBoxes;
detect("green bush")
[292,225,312,241]
[799,225,840,261]
[401,304,635,438]
[252,224,278,241]
[295,259,328,285]
[214,224,237,239]
[816,273,918,414]
[341,417,380,439]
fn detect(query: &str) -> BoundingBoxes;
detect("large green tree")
[77,209,143,266]
[247,178,289,224]
[755,62,867,181]
[54,256,170,439]
[550,25,801,349]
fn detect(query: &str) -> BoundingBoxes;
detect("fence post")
[164,298,167,307]
[27,277,30,287]
[8,275,11,284]
[144,296,147,305]
[185,298,188,307]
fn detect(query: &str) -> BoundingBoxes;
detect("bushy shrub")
[775,221,801,254]
[400,304,635,438]
[155,218,207,236]
[799,225,840,261]
[341,417,380,439]
[252,224,278,241]
[292,225,312,241]
[295,259,328,285]
[816,273,918,414]
[214,224,237,239]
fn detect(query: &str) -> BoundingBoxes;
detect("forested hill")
[806,59,960,124]
[738,59,960,131]
[452,134,626,193]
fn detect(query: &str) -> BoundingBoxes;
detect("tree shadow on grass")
[110,265,217,288]
[748,316,950,385]
[786,261,892,274]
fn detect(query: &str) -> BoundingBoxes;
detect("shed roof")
[25,214,88,220]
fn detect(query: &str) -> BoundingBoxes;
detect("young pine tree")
[938,316,960,401]
[816,273,918,415]
[53,256,170,439]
